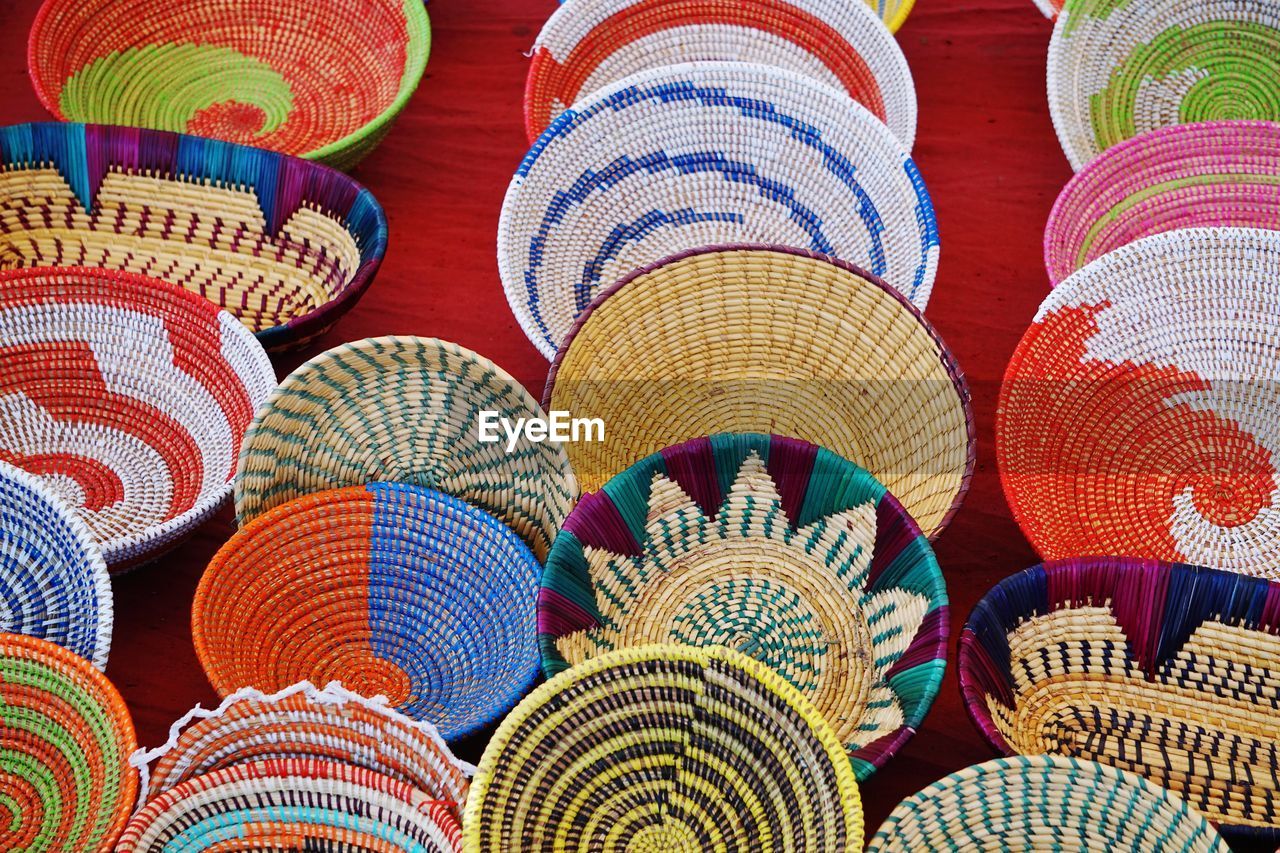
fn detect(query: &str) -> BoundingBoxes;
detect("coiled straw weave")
[960,558,1280,840]
[464,644,863,852]
[545,245,973,538]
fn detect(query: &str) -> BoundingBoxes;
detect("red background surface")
[0,0,1082,841]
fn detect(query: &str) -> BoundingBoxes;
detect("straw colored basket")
[194,484,542,741]
[118,758,462,852]
[867,755,1226,851]
[1048,0,1280,170]
[28,0,431,169]
[464,644,863,852]
[0,266,275,571]
[0,122,387,350]
[0,632,138,852]
[998,228,1280,575]
[132,680,473,817]
[1045,121,1280,285]
[0,461,111,668]
[540,433,947,780]
[545,245,973,538]
[234,336,577,561]
[501,61,939,358]
[525,0,916,146]
[960,558,1280,840]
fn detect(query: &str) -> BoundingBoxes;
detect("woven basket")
[0,266,275,571]
[1045,121,1280,285]
[27,0,430,169]
[0,632,138,852]
[867,755,1227,851]
[998,227,1280,575]
[1047,0,1280,170]
[540,432,947,780]
[117,758,462,852]
[132,680,473,817]
[545,245,973,538]
[465,644,862,852]
[960,558,1280,840]
[525,0,916,147]
[0,461,111,668]
[500,61,939,358]
[194,484,541,741]
[234,336,578,562]
[0,122,387,350]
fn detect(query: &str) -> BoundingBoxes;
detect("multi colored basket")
[117,758,462,852]
[539,433,948,780]
[1032,0,1063,18]
[1047,0,1280,170]
[131,680,472,819]
[525,0,916,146]
[545,245,973,538]
[0,122,387,350]
[1045,121,1280,285]
[500,61,939,358]
[0,266,275,570]
[998,228,1280,575]
[27,0,431,169]
[960,558,1280,840]
[234,336,578,562]
[0,632,138,852]
[866,755,1226,851]
[0,461,111,668]
[464,644,863,852]
[194,484,542,741]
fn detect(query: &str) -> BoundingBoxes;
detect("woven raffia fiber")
[525,0,916,146]
[998,228,1280,575]
[539,433,947,781]
[234,336,577,561]
[131,680,473,819]
[1048,0,1280,170]
[545,245,973,538]
[501,61,939,358]
[0,267,275,571]
[0,122,387,351]
[28,0,430,169]
[118,758,462,852]
[0,632,138,852]
[464,644,862,852]
[960,558,1280,841]
[1045,121,1280,284]
[867,755,1226,851]
[0,461,111,668]
[195,484,541,741]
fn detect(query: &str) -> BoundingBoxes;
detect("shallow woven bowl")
[0,461,111,668]
[867,755,1226,851]
[545,245,973,538]
[132,681,472,818]
[234,336,578,562]
[0,632,138,852]
[960,558,1280,841]
[194,484,541,741]
[0,123,386,350]
[1048,0,1280,170]
[998,228,1280,575]
[0,266,275,571]
[118,759,462,852]
[1045,121,1280,284]
[465,644,862,852]
[525,0,916,146]
[501,61,939,358]
[28,0,430,169]
[540,432,947,780]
